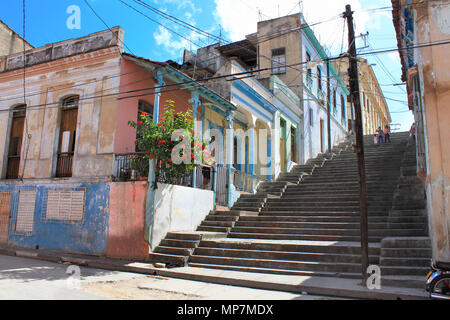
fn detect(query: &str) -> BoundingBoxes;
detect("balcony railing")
[113,154,268,207]
[114,152,148,181]
[55,152,74,178]
[6,156,20,179]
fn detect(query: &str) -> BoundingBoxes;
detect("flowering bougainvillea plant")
[128,99,215,188]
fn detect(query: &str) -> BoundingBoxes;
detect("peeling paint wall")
[107,181,149,260]
[412,0,450,261]
[0,45,122,179]
[115,58,196,155]
[0,181,110,255]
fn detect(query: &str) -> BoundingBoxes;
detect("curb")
[0,246,428,300]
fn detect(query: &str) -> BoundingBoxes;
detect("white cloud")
[213,0,383,55]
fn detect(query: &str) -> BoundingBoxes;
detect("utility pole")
[326,58,331,153]
[344,4,369,284]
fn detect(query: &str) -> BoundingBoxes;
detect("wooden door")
[6,109,25,179]
[0,192,11,244]
[56,104,78,177]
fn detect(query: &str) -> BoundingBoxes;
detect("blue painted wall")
[1,183,110,255]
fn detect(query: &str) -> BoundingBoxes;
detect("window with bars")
[45,189,85,222]
[271,48,286,74]
[15,190,36,233]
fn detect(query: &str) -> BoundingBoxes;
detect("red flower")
[190,152,194,159]
[161,118,165,121]
[137,120,143,125]
[141,112,148,117]
[134,140,138,145]
[154,167,158,170]
[150,155,155,158]
[145,150,149,154]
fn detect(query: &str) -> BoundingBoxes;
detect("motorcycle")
[426,260,450,300]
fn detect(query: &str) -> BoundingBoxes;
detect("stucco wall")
[1,182,110,255]
[115,58,195,155]
[151,183,214,250]
[414,1,450,261]
[0,47,122,179]
[107,181,149,260]
[0,21,32,57]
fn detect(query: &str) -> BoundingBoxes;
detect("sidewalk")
[0,244,429,300]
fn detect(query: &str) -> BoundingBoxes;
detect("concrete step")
[198,239,381,255]
[187,262,361,279]
[204,215,239,222]
[154,246,192,256]
[200,220,235,228]
[380,265,429,276]
[381,237,431,249]
[380,257,430,267]
[192,247,380,264]
[235,220,424,230]
[239,215,389,223]
[228,232,384,242]
[188,255,364,273]
[148,252,188,266]
[159,239,199,248]
[197,226,231,233]
[230,226,426,237]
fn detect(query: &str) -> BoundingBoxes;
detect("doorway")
[6,105,26,179]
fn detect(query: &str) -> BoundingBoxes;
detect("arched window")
[56,96,79,177]
[6,105,26,179]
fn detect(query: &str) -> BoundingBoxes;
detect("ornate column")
[225,111,234,207]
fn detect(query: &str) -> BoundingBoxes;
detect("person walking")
[376,126,384,144]
[410,122,416,141]
[384,125,391,143]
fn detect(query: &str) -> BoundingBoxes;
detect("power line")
[83,0,135,54]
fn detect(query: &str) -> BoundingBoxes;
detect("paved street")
[0,254,338,300]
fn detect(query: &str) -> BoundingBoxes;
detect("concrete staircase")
[150,132,430,288]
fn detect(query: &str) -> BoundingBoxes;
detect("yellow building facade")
[334,57,391,134]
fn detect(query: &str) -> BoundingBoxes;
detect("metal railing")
[6,156,20,179]
[55,152,74,178]
[114,152,148,181]
[113,154,268,206]
[232,168,268,194]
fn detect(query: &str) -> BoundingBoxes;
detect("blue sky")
[1,0,412,131]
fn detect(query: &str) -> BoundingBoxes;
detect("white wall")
[151,183,214,250]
